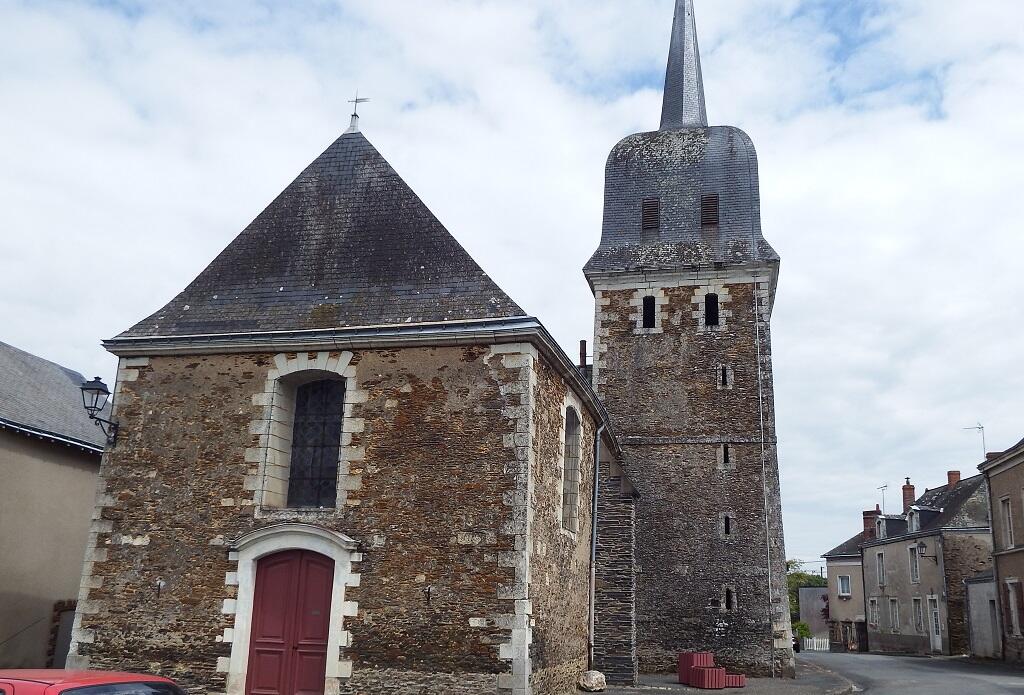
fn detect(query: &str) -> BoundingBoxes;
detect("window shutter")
[701,194,719,226]
[642,198,660,230]
[1015,583,1024,632]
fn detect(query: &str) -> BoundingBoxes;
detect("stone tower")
[586,0,795,677]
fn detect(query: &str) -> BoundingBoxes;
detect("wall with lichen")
[68,343,592,694]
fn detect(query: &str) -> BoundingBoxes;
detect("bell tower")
[586,0,794,677]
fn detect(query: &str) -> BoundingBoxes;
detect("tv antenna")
[877,484,888,514]
[963,423,986,460]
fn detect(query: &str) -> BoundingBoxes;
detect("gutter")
[102,316,623,459]
[0,417,104,455]
[588,423,606,671]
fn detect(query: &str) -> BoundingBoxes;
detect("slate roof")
[823,531,865,559]
[113,129,524,341]
[584,1,779,280]
[912,473,989,530]
[0,341,106,452]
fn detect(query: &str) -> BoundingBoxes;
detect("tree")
[787,558,827,623]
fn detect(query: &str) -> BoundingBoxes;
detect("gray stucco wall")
[966,580,1001,658]
[0,428,99,667]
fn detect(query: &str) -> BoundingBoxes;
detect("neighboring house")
[979,436,1024,664]
[66,0,795,691]
[862,472,992,655]
[0,341,105,668]
[822,505,878,652]
[798,587,829,639]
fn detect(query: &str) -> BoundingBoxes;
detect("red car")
[0,671,185,695]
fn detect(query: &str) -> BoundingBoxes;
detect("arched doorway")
[245,550,334,695]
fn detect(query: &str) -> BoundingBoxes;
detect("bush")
[793,621,812,639]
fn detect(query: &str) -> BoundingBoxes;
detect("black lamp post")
[80,376,119,446]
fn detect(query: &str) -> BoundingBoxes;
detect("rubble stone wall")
[68,344,588,694]
[592,273,793,677]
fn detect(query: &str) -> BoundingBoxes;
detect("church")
[68,1,794,692]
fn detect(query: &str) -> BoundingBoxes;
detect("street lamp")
[916,540,939,564]
[80,377,119,446]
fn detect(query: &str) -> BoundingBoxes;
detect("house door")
[928,598,942,652]
[246,550,334,695]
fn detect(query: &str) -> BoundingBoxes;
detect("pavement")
[801,651,1024,694]
[604,655,856,695]
[605,651,1024,694]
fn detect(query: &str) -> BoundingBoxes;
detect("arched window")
[561,407,581,533]
[287,378,346,508]
[642,296,656,329]
[705,293,720,327]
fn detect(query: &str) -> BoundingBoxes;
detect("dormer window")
[701,194,719,227]
[877,518,885,539]
[908,511,919,532]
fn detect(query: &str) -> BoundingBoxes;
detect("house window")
[1001,497,1014,549]
[876,552,885,587]
[704,293,720,327]
[701,194,720,227]
[869,598,879,626]
[287,378,346,508]
[838,575,851,597]
[889,598,900,632]
[877,518,885,539]
[908,511,919,532]
[642,296,656,329]
[561,407,582,533]
[719,364,731,388]
[909,546,920,584]
[913,597,924,633]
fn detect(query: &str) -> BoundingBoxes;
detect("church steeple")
[660,0,707,129]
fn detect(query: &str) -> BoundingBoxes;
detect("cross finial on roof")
[345,90,371,134]
[660,0,708,129]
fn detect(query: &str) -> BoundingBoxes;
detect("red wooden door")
[246,550,334,695]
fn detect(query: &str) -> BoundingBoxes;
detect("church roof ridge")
[115,128,524,340]
[660,0,707,129]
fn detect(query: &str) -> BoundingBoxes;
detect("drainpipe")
[588,423,606,671]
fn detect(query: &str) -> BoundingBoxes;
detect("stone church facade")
[68,1,792,693]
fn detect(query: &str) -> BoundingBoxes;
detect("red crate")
[677,652,715,684]
[724,673,747,688]
[691,666,727,690]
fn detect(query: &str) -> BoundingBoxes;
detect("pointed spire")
[660,0,708,129]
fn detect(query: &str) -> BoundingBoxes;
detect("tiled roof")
[913,473,988,530]
[0,341,106,452]
[113,130,524,341]
[823,531,865,559]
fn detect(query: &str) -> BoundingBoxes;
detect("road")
[802,651,1024,694]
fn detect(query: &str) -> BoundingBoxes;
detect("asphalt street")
[802,651,1024,694]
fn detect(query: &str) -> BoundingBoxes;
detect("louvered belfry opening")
[701,193,720,227]
[287,379,345,508]
[642,296,656,329]
[641,197,661,242]
[705,292,720,327]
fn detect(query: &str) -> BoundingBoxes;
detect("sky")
[2,0,1023,569]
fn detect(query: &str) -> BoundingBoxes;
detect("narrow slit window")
[725,588,735,610]
[561,408,581,533]
[701,194,720,226]
[642,296,656,329]
[722,443,731,466]
[641,197,660,231]
[720,365,729,387]
[724,515,733,536]
[705,293,720,327]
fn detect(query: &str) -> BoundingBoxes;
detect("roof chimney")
[579,340,587,369]
[863,504,881,541]
[902,478,915,514]
[947,470,960,488]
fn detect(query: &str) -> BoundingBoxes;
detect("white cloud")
[1,0,1022,568]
